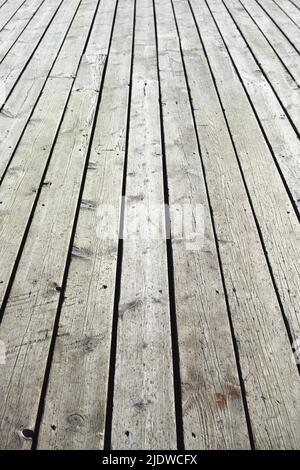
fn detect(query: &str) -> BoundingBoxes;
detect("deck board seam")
[170,0,255,450]
[0,0,47,66]
[289,0,300,12]
[205,0,300,223]
[103,0,135,451]
[0,0,82,184]
[254,0,300,54]
[0,0,85,321]
[0,0,27,34]
[0,0,299,450]
[152,0,184,450]
[189,0,299,369]
[0,1,9,9]
[222,0,300,139]
[272,0,300,28]
[240,0,300,86]
[0,0,65,108]
[31,0,120,449]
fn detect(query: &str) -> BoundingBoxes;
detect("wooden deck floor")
[0,0,299,450]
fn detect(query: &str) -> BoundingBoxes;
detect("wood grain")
[0,0,299,450]
[0,0,45,62]
[0,0,110,451]
[173,0,300,449]
[0,0,26,32]
[0,0,81,180]
[240,0,300,85]
[255,0,300,51]
[111,0,177,450]
[37,0,135,450]
[207,0,300,214]
[223,0,300,133]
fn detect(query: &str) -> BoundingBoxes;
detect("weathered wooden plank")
[255,0,300,52]
[173,0,300,449]
[0,0,99,307]
[223,0,300,134]
[289,0,300,12]
[240,0,300,85]
[193,0,300,363]
[0,0,112,451]
[0,77,73,449]
[0,0,64,100]
[50,0,103,78]
[0,77,72,309]
[0,0,9,9]
[0,0,84,309]
[153,0,250,450]
[0,0,45,63]
[0,55,103,449]
[111,0,176,450]
[272,0,300,27]
[0,0,26,32]
[206,0,300,213]
[37,0,134,450]
[0,0,84,180]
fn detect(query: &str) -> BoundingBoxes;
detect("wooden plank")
[0,0,84,180]
[223,0,300,134]
[192,0,300,359]
[111,0,176,450]
[153,0,249,450]
[172,0,300,449]
[0,0,26,32]
[0,0,64,100]
[206,0,300,214]
[37,0,134,450]
[0,60,104,449]
[290,0,300,11]
[0,0,98,297]
[0,0,82,312]
[272,0,300,27]
[255,0,300,52]
[0,0,112,450]
[0,0,46,63]
[50,0,103,78]
[240,0,300,85]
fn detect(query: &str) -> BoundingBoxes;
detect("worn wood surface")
[223,0,300,134]
[154,0,249,450]
[0,0,299,450]
[255,0,300,52]
[0,0,80,179]
[0,0,45,62]
[0,0,26,32]
[206,0,300,214]
[192,0,300,348]
[38,0,132,450]
[272,0,300,28]
[173,0,300,449]
[0,0,103,450]
[240,0,300,85]
[110,0,177,450]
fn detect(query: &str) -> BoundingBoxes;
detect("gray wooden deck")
[0,0,300,450]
